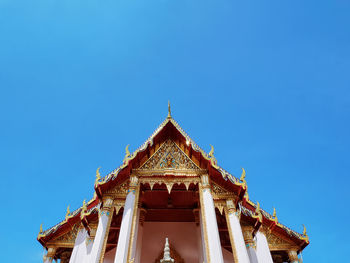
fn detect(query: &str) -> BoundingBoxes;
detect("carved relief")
[141,140,199,170]
[267,232,298,251]
[52,223,80,243]
[211,182,235,200]
[104,181,129,198]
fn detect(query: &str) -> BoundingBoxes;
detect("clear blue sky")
[0,0,349,262]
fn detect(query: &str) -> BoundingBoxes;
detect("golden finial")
[96,167,101,180]
[240,168,247,189]
[66,205,70,219]
[39,223,43,234]
[273,207,278,222]
[240,168,246,181]
[209,145,214,157]
[124,144,131,161]
[167,101,171,118]
[303,224,307,236]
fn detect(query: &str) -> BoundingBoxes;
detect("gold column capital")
[288,250,298,262]
[242,226,255,249]
[226,199,236,214]
[200,174,211,190]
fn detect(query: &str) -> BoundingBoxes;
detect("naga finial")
[39,223,43,234]
[66,205,70,218]
[124,144,131,161]
[96,167,101,181]
[167,101,172,118]
[303,224,307,236]
[273,207,278,222]
[209,144,214,157]
[240,168,246,181]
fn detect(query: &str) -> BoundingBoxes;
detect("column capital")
[225,199,236,214]
[129,175,139,191]
[46,247,57,258]
[288,250,298,262]
[200,174,211,189]
[242,226,255,249]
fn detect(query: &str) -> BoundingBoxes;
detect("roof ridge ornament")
[272,207,278,223]
[95,167,101,186]
[208,145,219,169]
[37,223,44,238]
[302,224,309,242]
[65,205,71,220]
[167,101,171,119]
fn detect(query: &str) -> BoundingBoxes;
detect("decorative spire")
[209,144,214,157]
[95,167,101,185]
[240,168,247,189]
[123,144,131,163]
[303,224,307,236]
[302,224,309,242]
[160,238,174,263]
[65,205,70,219]
[167,101,171,119]
[272,207,278,222]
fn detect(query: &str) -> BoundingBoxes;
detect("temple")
[37,105,309,263]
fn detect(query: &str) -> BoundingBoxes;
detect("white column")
[114,177,139,263]
[69,228,89,263]
[200,175,224,263]
[89,199,113,263]
[255,231,273,263]
[226,200,250,263]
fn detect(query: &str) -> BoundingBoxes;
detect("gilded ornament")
[123,144,132,163]
[65,205,71,220]
[272,207,278,222]
[301,224,309,242]
[95,167,101,185]
[167,101,171,118]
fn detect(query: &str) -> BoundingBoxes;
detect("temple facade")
[37,107,309,263]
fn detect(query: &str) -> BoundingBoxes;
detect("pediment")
[267,232,298,251]
[49,223,80,245]
[140,139,199,170]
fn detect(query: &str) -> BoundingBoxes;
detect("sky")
[0,0,349,262]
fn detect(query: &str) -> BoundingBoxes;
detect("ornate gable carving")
[51,223,80,244]
[267,232,297,251]
[141,139,199,170]
[211,182,235,200]
[104,181,129,198]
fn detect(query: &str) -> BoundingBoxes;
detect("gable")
[140,139,199,170]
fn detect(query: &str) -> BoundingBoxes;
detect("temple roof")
[38,110,309,251]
